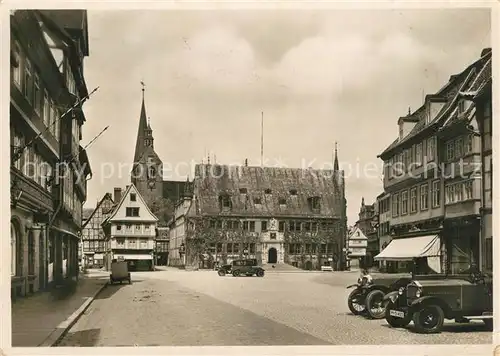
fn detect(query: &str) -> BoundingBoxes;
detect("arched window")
[148,166,156,178]
[11,222,20,276]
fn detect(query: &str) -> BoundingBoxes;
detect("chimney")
[244,159,248,167]
[114,188,122,203]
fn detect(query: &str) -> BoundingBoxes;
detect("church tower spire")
[333,141,339,171]
[133,82,154,163]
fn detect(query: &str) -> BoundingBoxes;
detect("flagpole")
[261,111,264,167]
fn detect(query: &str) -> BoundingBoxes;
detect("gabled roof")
[38,10,88,55]
[348,226,368,240]
[441,55,491,130]
[378,50,492,159]
[192,164,344,218]
[103,184,159,225]
[82,193,114,229]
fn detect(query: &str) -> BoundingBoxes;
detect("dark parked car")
[384,267,493,333]
[217,259,265,277]
[347,270,412,319]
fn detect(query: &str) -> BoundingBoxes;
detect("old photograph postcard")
[3,1,497,355]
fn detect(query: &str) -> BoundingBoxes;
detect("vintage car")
[109,260,131,284]
[217,259,265,277]
[347,270,412,319]
[384,267,493,333]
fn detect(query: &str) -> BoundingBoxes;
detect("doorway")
[267,247,277,264]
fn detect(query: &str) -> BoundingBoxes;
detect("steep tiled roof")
[442,55,491,129]
[81,193,114,229]
[379,50,491,158]
[193,164,344,218]
[38,10,89,56]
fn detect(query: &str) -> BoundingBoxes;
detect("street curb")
[39,281,109,347]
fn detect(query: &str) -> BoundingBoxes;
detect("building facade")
[10,10,91,299]
[377,48,491,274]
[81,193,114,268]
[474,71,493,274]
[169,157,347,271]
[155,227,169,266]
[355,197,378,266]
[376,192,392,271]
[346,226,368,270]
[102,184,159,271]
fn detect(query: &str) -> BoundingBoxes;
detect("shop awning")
[115,254,152,261]
[374,235,441,261]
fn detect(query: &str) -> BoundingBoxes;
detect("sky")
[80,8,491,224]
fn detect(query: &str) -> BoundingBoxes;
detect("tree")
[284,218,344,270]
[149,197,174,226]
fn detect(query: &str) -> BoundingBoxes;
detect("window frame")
[400,190,408,215]
[431,180,440,208]
[420,183,429,210]
[12,41,22,88]
[410,187,418,213]
[24,57,33,103]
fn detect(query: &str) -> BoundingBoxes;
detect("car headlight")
[398,287,404,295]
[416,288,422,298]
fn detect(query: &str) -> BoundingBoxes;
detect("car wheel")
[232,270,240,277]
[256,270,265,277]
[483,319,493,331]
[365,289,386,319]
[412,304,445,334]
[384,301,411,328]
[348,289,366,315]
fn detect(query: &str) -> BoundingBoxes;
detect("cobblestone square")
[57,270,492,346]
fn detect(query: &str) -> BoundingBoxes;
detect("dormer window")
[289,189,298,196]
[219,195,232,211]
[308,196,321,210]
[457,99,469,116]
[239,188,248,194]
[264,189,272,195]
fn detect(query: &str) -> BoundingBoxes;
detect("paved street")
[57,270,491,346]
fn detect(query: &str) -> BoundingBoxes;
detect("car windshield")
[233,259,256,266]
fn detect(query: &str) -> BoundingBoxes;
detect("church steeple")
[333,142,339,171]
[133,82,154,163]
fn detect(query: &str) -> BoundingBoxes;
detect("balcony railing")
[114,228,155,237]
[110,239,155,250]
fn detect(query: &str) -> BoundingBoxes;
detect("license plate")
[389,310,405,318]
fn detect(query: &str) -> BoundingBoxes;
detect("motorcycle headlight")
[398,287,404,295]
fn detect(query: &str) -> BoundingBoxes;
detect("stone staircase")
[261,263,303,272]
